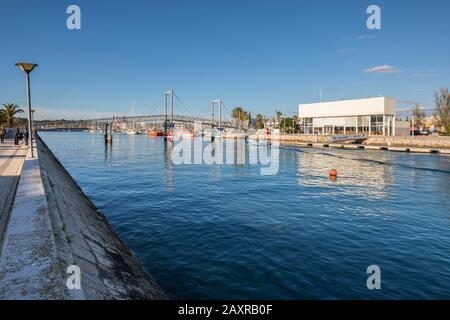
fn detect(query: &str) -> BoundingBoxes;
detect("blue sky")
[0,0,449,120]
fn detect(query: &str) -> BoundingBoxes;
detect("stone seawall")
[36,134,167,299]
[0,134,167,299]
[248,134,450,149]
[364,136,450,148]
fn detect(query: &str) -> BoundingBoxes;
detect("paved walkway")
[0,143,67,299]
[0,140,28,248]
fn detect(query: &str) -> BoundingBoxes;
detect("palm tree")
[1,103,24,127]
[0,110,6,126]
[231,106,248,128]
[275,110,283,129]
[255,114,265,129]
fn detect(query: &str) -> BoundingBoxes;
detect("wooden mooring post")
[105,123,113,144]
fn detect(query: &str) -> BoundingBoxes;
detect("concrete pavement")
[0,140,27,249]
[0,143,67,299]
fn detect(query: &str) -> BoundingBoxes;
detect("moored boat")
[148,129,165,137]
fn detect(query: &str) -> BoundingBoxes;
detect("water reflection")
[104,142,113,164]
[163,141,175,192]
[296,149,394,199]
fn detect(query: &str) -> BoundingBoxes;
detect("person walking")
[24,129,29,146]
[14,127,20,145]
[0,127,5,144]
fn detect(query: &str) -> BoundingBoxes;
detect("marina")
[1,0,450,306]
[31,131,450,299]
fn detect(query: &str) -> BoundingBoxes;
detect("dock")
[290,142,450,155]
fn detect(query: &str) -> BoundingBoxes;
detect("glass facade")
[300,114,395,136]
[357,116,370,134]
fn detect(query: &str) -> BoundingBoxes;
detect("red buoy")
[329,169,338,177]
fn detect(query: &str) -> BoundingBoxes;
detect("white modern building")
[298,97,409,136]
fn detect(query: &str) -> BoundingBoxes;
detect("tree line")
[232,87,450,135]
[230,106,300,133]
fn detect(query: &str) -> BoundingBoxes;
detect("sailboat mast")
[132,100,135,130]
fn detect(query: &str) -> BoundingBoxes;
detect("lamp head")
[15,62,38,74]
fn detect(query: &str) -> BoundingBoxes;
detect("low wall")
[249,134,450,149]
[364,136,450,148]
[37,134,167,299]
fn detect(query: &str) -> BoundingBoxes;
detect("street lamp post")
[15,63,38,158]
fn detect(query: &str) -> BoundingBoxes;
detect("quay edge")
[247,134,450,155]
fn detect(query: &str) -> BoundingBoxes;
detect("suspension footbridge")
[35,91,240,131]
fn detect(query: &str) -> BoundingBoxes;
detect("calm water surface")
[40,132,450,299]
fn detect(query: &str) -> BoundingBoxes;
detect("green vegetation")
[279,117,300,134]
[231,106,249,128]
[1,103,25,127]
[255,114,265,129]
[275,110,282,128]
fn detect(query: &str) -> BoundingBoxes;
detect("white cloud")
[363,65,401,74]
[341,35,377,41]
[337,48,355,54]
[356,35,377,40]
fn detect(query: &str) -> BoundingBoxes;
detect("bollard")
[105,123,113,144]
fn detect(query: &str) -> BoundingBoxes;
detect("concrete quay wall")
[364,136,450,148]
[0,135,167,299]
[248,134,450,149]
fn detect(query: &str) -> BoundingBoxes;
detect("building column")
[393,115,396,136]
[356,116,358,134]
[369,116,372,136]
[388,116,391,136]
[383,114,386,136]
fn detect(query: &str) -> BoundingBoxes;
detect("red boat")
[148,129,165,137]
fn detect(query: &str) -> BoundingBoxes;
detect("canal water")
[40,132,450,299]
